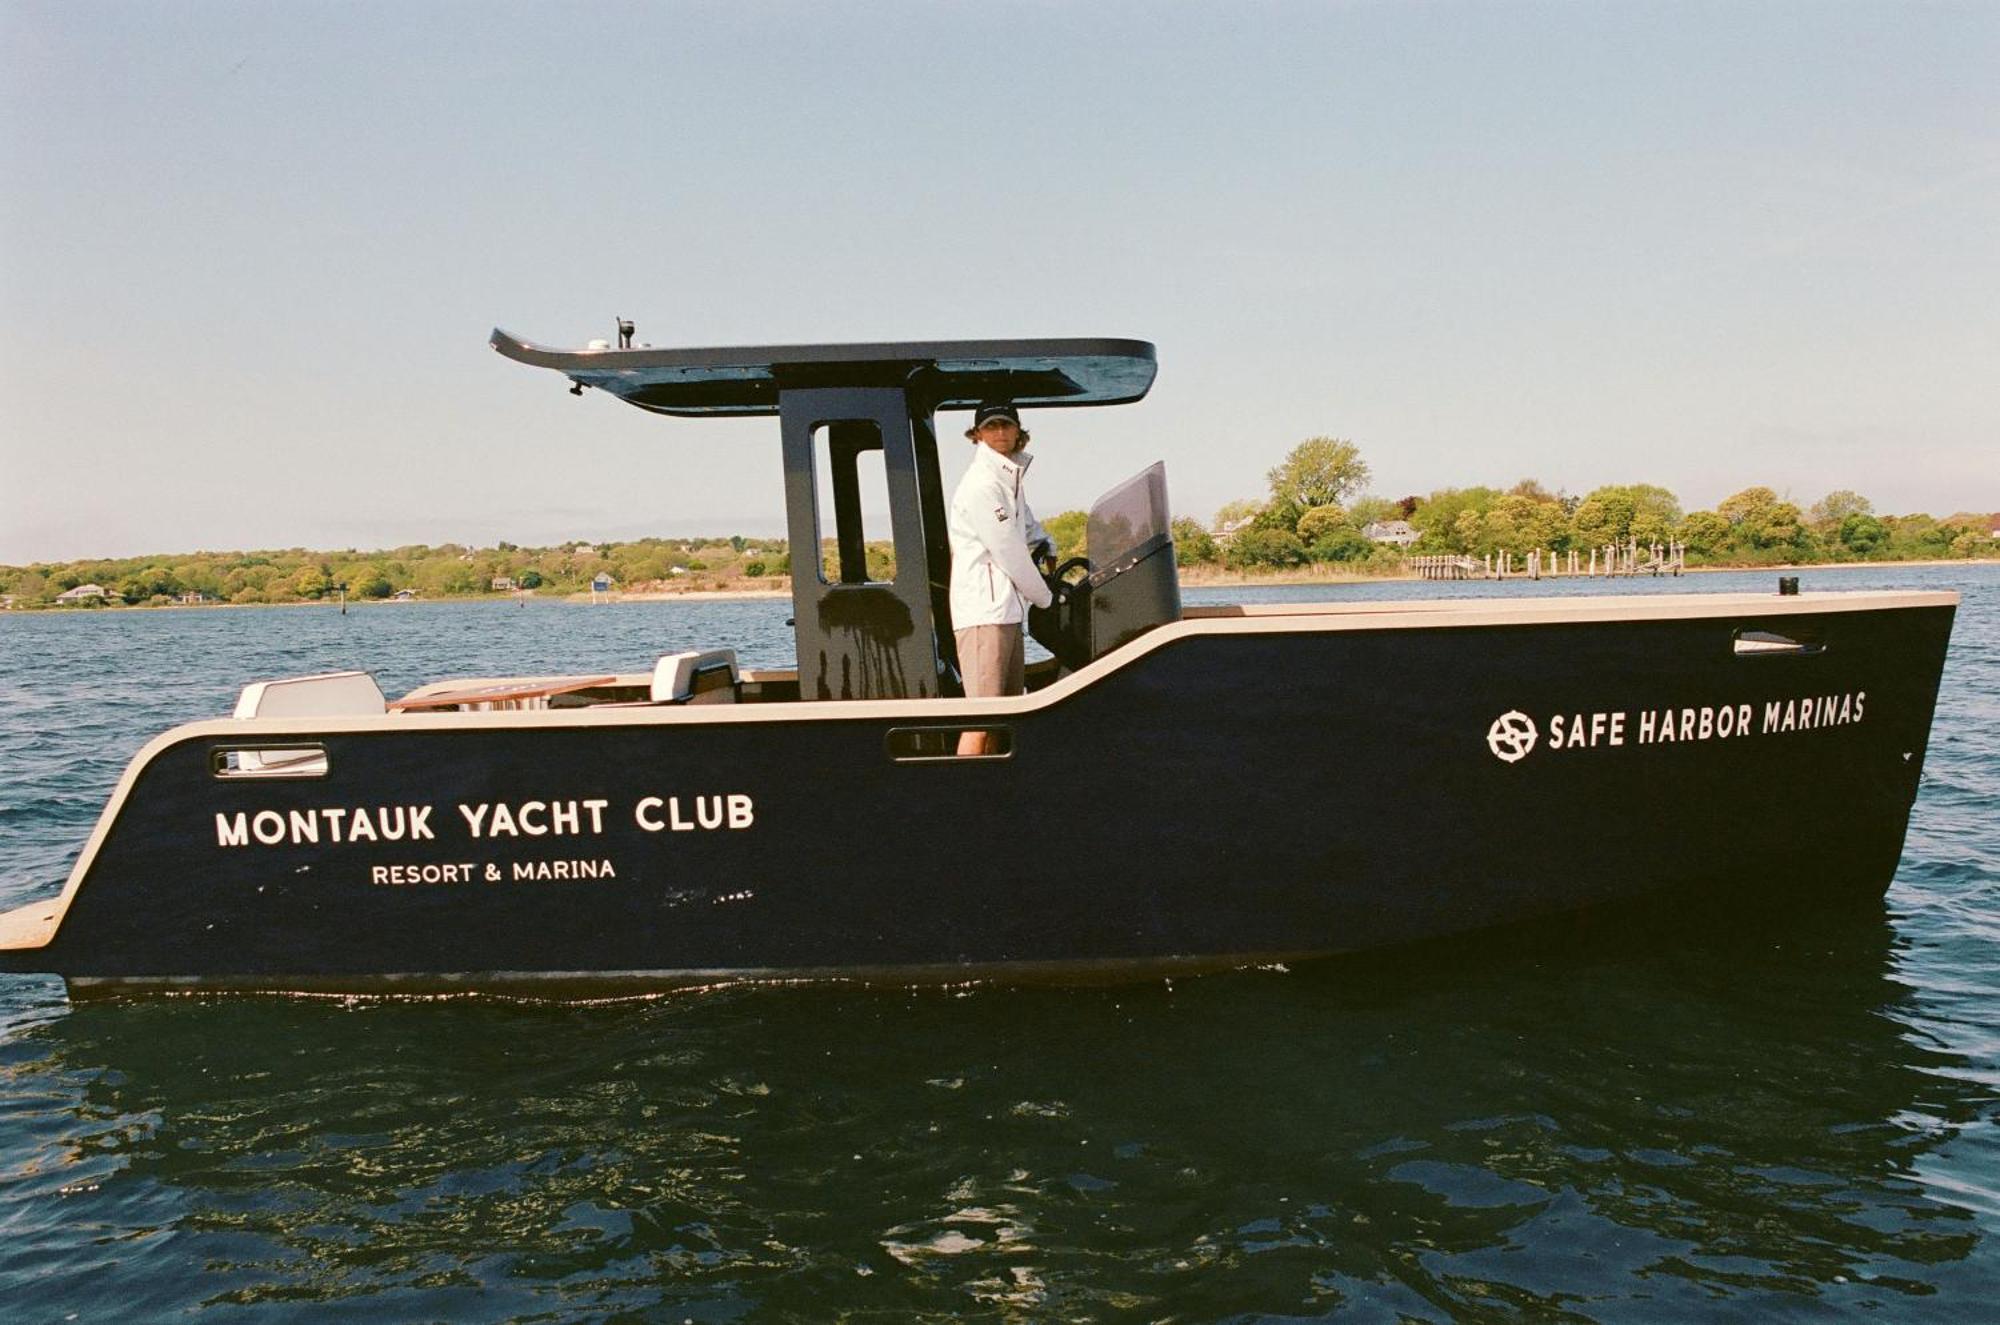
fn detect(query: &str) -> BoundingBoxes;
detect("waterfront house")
[491,576,517,592]
[54,584,108,604]
[1362,520,1419,547]
[592,572,615,594]
[1214,515,1256,547]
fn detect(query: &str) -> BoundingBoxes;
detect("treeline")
[1170,437,1997,571]
[0,536,793,608]
[3,438,1993,608]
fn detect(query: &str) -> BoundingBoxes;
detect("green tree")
[174,560,221,597]
[9,570,49,604]
[517,569,544,589]
[1716,487,1810,552]
[1307,525,1372,562]
[1626,484,1682,531]
[1227,527,1307,569]
[1838,513,1888,556]
[1787,515,1821,559]
[1482,492,1569,555]
[292,565,333,599]
[1809,490,1872,532]
[1042,510,1088,561]
[1410,487,1497,552]
[115,565,183,603]
[1346,495,1398,528]
[417,560,480,596]
[1266,437,1370,513]
[1718,486,1776,530]
[1249,499,1302,536]
[1170,517,1217,565]
[1294,504,1350,545]
[1525,497,1574,552]
[1678,510,1731,556]
[1573,484,1681,547]
[1884,514,1954,559]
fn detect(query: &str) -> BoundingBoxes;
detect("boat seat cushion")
[233,670,386,719]
[651,649,740,705]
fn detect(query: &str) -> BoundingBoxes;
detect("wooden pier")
[1411,555,1481,580]
[1410,539,1686,581]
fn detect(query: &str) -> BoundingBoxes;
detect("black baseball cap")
[972,402,1020,428]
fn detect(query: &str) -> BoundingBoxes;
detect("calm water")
[2,567,1996,1322]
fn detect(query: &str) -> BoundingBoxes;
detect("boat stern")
[0,894,62,971]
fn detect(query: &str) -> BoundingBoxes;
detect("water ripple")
[1,569,1997,1319]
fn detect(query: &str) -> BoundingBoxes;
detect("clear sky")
[3,1,1994,564]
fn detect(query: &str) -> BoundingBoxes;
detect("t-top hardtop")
[490,328,1172,702]
[489,329,1157,417]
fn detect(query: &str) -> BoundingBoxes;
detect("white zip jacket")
[948,443,1054,628]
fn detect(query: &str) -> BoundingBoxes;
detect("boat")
[0,331,1960,996]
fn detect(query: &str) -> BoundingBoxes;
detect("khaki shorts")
[957,624,1026,698]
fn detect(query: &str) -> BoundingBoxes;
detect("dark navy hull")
[0,596,1956,993]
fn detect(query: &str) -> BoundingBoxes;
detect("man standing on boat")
[949,401,1054,752]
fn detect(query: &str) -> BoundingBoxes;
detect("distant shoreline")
[1178,557,1989,591]
[7,557,1991,615]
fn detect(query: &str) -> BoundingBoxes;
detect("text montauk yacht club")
[215,794,757,848]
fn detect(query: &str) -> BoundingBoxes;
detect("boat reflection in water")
[1,909,1985,1318]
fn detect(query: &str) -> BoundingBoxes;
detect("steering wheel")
[1028,556,1093,670]
[1046,557,1093,600]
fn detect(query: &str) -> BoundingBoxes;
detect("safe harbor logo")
[1485,692,1866,763]
[1486,712,1539,763]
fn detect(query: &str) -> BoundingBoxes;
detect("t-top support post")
[779,386,949,701]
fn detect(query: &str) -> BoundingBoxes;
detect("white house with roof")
[1362,520,1419,547]
[1213,514,1257,546]
[55,583,109,604]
